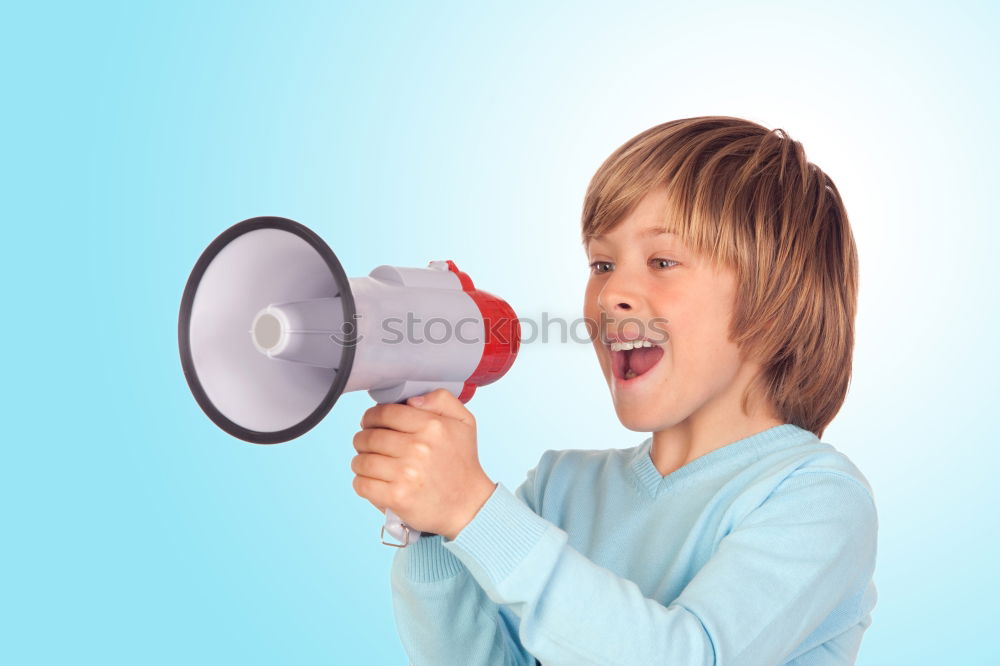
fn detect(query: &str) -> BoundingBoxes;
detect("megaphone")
[178,216,520,547]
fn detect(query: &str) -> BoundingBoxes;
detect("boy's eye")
[589,258,677,274]
[589,261,613,274]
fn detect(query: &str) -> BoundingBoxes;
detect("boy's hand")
[351,388,497,541]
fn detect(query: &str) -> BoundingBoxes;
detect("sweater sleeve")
[388,481,541,665]
[440,467,878,666]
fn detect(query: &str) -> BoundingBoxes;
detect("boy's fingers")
[360,403,426,433]
[351,452,398,482]
[407,388,475,427]
[353,428,409,457]
[352,475,392,509]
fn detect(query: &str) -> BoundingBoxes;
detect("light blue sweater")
[390,423,878,665]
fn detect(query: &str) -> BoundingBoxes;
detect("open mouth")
[609,340,665,381]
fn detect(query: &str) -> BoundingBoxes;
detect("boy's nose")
[600,295,635,313]
[598,279,639,313]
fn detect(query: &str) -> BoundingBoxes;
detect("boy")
[351,116,877,665]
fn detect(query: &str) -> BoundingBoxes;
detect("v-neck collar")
[629,423,818,498]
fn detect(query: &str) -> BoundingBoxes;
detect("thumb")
[407,388,475,427]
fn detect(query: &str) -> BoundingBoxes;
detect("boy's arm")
[389,481,539,665]
[441,467,878,666]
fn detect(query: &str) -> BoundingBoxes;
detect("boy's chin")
[613,403,672,433]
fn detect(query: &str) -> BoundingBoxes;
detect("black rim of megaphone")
[178,216,357,445]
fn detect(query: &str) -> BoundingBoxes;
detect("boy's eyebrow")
[590,226,678,243]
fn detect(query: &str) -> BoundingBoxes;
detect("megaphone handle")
[381,507,427,547]
[378,396,437,548]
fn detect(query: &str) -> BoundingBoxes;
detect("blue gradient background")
[3,1,997,663]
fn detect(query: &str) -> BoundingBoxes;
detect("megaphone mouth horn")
[178,216,357,445]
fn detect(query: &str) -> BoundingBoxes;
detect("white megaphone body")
[178,217,520,547]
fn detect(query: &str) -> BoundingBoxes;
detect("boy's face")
[584,187,757,432]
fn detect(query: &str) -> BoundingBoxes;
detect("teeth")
[610,340,654,352]
[624,369,636,379]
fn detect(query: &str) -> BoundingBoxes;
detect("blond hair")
[582,116,858,439]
